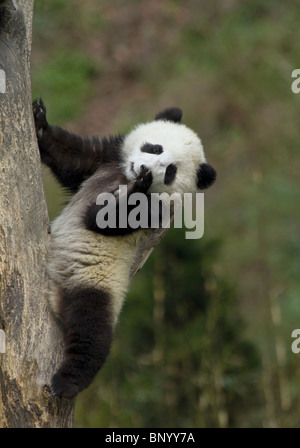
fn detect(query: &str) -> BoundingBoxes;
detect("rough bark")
[0,0,74,428]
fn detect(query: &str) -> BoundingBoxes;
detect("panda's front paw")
[51,371,79,399]
[32,98,48,138]
[134,165,153,193]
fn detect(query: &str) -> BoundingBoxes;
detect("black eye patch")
[141,143,163,155]
[164,164,177,185]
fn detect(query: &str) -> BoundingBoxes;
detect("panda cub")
[32,99,216,399]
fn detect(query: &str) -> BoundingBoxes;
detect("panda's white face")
[122,120,209,195]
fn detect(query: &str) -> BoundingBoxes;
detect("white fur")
[122,120,206,195]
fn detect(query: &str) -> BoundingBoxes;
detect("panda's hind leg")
[51,287,113,399]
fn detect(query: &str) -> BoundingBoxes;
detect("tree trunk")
[0,0,74,428]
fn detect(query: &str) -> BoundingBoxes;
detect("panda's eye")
[141,143,163,155]
[164,164,177,185]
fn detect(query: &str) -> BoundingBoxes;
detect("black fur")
[51,287,113,399]
[85,166,154,236]
[33,98,124,192]
[155,107,182,123]
[141,143,163,155]
[164,163,177,185]
[196,163,217,190]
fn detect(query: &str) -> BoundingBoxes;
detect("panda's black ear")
[155,107,182,123]
[196,163,217,190]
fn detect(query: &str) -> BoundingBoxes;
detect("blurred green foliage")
[32,51,97,123]
[32,0,300,428]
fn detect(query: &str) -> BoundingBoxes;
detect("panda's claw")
[51,371,79,399]
[32,98,48,136]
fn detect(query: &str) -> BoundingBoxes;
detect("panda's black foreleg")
[51,287,113,399]
[85,166,154,236]
[32,99,123,192]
